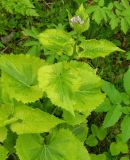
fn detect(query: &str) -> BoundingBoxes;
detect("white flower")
[70,16,84,25]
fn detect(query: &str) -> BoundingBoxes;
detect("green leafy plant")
[110,141,128,156]
[0,4,125,160]
[0,0,38,16]
[91,68,130,159]
[85,124,107,147]
[22,27,41,57]
[85,0,130,34]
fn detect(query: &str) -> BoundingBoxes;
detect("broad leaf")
[10,104,63,134]
[38,62,76,114]
[77,39,124,59]
[0,103,63,134]
[72,62,105,114]
[110,142,120,156]
[38,61,105,115]
[110,142,128,156]
[103,104,122,128]
[16,129,90,160]
[0,145,8,160]
[38,29,75,56]
[86,135,98,147]
[102,81,122,104]
[73,83,105,115]
[0,54,44,103]
[91,124,107,140]
[96,127,107,141]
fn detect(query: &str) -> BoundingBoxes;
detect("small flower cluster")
[70,16,84,25]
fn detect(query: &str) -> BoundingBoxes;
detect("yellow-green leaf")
[38,61,105,115]
[38,29,75,56]
[0,54,44,103]
[77,39,124,59]
[16,129,90,160]
[10,104,63,134]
